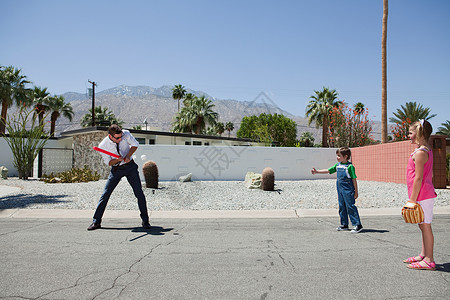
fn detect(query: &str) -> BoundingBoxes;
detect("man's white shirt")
[97,130,139,166]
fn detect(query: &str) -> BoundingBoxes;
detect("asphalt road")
[1,215,449,299]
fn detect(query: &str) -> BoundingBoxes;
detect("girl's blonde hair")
[410,119,433,142]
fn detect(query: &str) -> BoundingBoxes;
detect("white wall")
[0,137,73,177]
[134,145,337,181]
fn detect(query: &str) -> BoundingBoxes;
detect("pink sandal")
[403,255,424,263]
[407,260,436,271]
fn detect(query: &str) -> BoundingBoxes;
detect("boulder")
[244,172,262,189]
[179,173,192,182]
[0,166,8,180]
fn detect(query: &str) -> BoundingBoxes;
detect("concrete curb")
[1,206,449,219]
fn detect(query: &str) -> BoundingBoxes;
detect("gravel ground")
[0,178,449,211]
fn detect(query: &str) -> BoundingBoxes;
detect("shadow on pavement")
[360,229,390,233]
[0,193,68,209]
[436,262,450,273]
[101,225,174,239]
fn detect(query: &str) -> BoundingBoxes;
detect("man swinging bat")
[88,124,151,230]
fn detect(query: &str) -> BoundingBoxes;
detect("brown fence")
[351,135,447,189]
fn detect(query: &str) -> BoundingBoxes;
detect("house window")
[149,139,155,145]
[193,141,202,146]
[136,138,145,144]
[185,141,191,145]
[204,142,210,146]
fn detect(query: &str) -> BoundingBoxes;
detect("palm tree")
[0,65,32,133]
[172,95,218,134]
[305,87,341,147]
[32,86,50,126]
[225,122,234,137]
[172,84,186,113]
[389,101,436,124]
[381,0,388,143]
[190,96,218,134]
[215,122,225,136]
[48,95,74,136]
[80,106,123,128]
[354,102,365,115]
[436,120,450,137]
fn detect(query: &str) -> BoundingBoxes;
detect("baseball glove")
[401,202,424,223]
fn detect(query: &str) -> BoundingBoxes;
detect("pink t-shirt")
[406,147,437,201]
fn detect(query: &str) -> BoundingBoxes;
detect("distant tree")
[328,101,374,147]
[205,126,218,136]
[0,65,32,133]
[389,101,436,124]
[305,87,341,147]
[215,122,225,136]
[48,95,74,136]
[237,113,297,147]
[172,95,218,134]
[436,120,450,137]
[32,86,50,126]
[354,102,365,115]
[172,84,186,113]
[80,106,123,127]
[225,122,234,137]
[389,101,436,141]
[297,132,315,147]
[132,125,142,130]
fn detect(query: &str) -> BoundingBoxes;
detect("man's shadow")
[101,225,174,241]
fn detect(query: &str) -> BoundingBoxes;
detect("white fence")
[134,145,337,181]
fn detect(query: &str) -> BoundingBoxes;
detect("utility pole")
[88,80,97,127]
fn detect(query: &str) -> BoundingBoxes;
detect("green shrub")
[41,166,100,183]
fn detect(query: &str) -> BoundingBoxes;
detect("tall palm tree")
[436,120,450,137]
[0,65,32,133]
[389,101,436,124]
[48,95,74,136]
[32,86,50,126]
[305,87,341,147]
[381,0,388,143]
[172,84,186,113]
[225,122,234,137]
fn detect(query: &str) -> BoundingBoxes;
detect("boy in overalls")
[311,147,363,233]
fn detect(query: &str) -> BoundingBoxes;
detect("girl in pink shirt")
[403,119,437,271]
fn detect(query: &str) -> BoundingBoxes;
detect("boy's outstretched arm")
[311,167,330,175]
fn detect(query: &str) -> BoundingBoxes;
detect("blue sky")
[1,0,449,131]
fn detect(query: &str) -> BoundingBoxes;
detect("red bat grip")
[93,146,121,158]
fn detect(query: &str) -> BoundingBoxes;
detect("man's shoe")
[351,225,363,233]
[336,225,349,231]
[87,223,101,231]
[142,222,151,229]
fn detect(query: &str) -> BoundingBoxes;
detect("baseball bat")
[93,146,120,158]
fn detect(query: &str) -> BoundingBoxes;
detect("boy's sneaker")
[351,225,363,233]
[336,225,349,231]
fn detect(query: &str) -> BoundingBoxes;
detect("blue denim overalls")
[336,163,361,226]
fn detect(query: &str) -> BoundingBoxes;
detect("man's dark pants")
[93,161,149,224]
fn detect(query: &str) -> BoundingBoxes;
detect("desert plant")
[143,160,158,188]
[3,106,49,179]
[40,166,100,183]
[261,167,275,191]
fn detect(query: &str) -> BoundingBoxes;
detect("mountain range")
[56,84,381,141]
